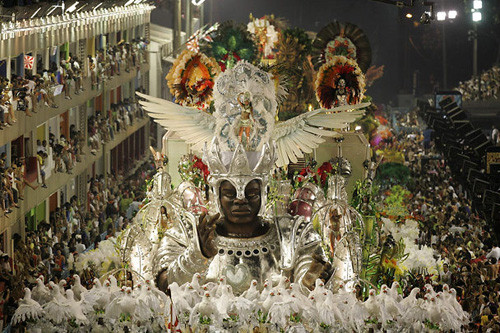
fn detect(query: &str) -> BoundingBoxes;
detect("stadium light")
[436,11,446,21]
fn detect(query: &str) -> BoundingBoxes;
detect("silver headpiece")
[203,138,276,216]
[200,61,279,216]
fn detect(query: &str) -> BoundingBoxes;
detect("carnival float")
[12,14,469,333]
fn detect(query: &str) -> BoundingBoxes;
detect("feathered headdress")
[271,28,315,120]
[247,14,279,61]
[315,56,366,109]
[312,21,372,72]
[166,50,220,109]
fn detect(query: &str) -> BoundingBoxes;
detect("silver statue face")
[219,179,261,224]
[213,176,268,218]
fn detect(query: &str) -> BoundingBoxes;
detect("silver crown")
[203,138,276,215]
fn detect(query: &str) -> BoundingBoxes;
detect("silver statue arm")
[156,239,210,284]
[154,213,211,286]
[277,215,331,292]
[293,242,329,292]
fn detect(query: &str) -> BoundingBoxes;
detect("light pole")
[190,0,206,33]
[473,23,478,77]
[471,0,482,77]
[436,10,457,90]
[443,24,448,89]
[199,2,204,27]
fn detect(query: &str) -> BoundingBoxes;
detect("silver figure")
[315,155,364,286]
[152,140,332,294]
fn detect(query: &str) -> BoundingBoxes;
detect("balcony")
[0,115,150,233]
[0,63,150,146]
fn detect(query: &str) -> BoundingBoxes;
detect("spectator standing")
[53,249,65,279]
[37,151,48,188]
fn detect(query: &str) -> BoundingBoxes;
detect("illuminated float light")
[472,11,482,22]
[473,0,482,10]
[406,13,413,19]
[448,10,457,19]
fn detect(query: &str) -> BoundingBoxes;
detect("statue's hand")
[302,253,333,290]
[197,213,219,258]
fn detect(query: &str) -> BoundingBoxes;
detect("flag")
[24,55,34,70]
[53,84,64,96]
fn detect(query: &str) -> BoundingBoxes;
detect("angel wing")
[272,102,370,167]
[136,92,216,152]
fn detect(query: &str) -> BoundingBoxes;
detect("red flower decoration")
[297,166,318,185]
[192,156,210,183]
[219,52,242,72]
[317,161,334,187]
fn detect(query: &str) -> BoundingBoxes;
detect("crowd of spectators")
[88,97,145,155]
[457,65,500,102]
[0,161,155,330]
[0,38,148,131]
[382,111,500,332]
[0,93,146,218]
[0,37,149,219]
[89,39,148,89]
[1,154,38,217]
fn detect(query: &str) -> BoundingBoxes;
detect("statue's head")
[331,156,352,178]
[219,179,262,224]
[204,139,276,220]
